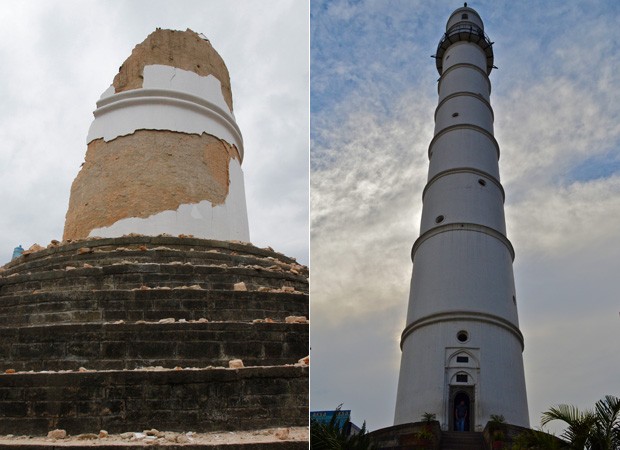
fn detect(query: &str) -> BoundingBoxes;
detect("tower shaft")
[63,29,249,242]
[393,6,529,430]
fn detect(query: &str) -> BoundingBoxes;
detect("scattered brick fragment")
[47,429,67,440]
[285,316,308,324]
[229,359,244,369]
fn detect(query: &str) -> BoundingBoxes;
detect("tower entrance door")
[449,386,475,431]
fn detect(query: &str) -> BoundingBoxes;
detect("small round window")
[452,112,459,118]
[457,331,469,342]
[435,215,445,224]
[478,179,486,186]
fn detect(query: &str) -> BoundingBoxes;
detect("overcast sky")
[311,0,620,436]
[0,0,309,266]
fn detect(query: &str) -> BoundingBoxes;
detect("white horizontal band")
[87,88,244,159]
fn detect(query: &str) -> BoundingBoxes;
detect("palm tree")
[541,395,620,450]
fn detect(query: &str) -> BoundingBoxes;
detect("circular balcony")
[435,24,494,75]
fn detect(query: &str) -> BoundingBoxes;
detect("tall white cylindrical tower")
[393,5,529,431]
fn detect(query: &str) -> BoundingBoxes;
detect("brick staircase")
[0,236,308,444]
[440,431,485,450]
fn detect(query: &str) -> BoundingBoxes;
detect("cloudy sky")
[311,0,620,436]
[0,0,308,266]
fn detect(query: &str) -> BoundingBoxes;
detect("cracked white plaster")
[88,158,250,242]
[87,65,243,158]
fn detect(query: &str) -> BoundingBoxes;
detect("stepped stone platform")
[440,431,484,450]
[0,236,308,441]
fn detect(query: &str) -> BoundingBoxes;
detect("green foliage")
[490,414,506,424]
[310,405,374,450]
[421,412,437,423]
[511,428,564,450]
[493,430,505,442]
[541,395,620,450]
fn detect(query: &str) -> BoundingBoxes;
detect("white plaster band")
[437,63,491,96]
[422,167,504,202]
[400,310,524,351]
[434,92,494,122]
[411,222,515,262]
[88,89,244,159]
[428,124,499,160]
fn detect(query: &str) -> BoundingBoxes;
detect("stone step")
[0,264,307,296]
[441,431,485,450]
[0,289,308,326]
[3,237,302,273]
[0,442,308,449]
[0,321,308,372]
[3,248,306,279]
[0,365,308,436]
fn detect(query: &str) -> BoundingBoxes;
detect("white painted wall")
[439,65,490,103]
[420,172,506,234]
[395,320,529,429]
[442,42,487,75]
[394,5,529,431]
[428,128,500,180]
[434,95,494,135]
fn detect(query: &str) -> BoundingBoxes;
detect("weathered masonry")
[0,29,308,441]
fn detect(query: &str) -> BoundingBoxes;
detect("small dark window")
[457,331,468,342]
[478,179,486,186]
[452,112,459,117]
[462,14,468,20]
[513,295,516,304]
[435,215,445,224]
[456,356,469,363]
[456,374,468,382]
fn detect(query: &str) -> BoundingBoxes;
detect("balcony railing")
[435,24,495,75]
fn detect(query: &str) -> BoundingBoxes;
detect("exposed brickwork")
[113,29,233,112]
[64,132,241,241]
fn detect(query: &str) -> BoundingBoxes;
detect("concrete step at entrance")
[441,431,485,450]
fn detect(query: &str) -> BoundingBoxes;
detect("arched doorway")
[453,391,470,431]
[452,392,471,431]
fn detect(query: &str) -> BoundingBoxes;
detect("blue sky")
[311,0,620,435]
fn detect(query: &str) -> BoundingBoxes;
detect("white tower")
[393,5,529,430]
[64,29,249,242]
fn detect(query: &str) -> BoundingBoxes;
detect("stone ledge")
[3,237,301,272]
[0,289,308,326]
[0,321,308,371]
[0,366,308,435]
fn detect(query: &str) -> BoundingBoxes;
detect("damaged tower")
[64,29,249,241]
[0,29,308,441]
